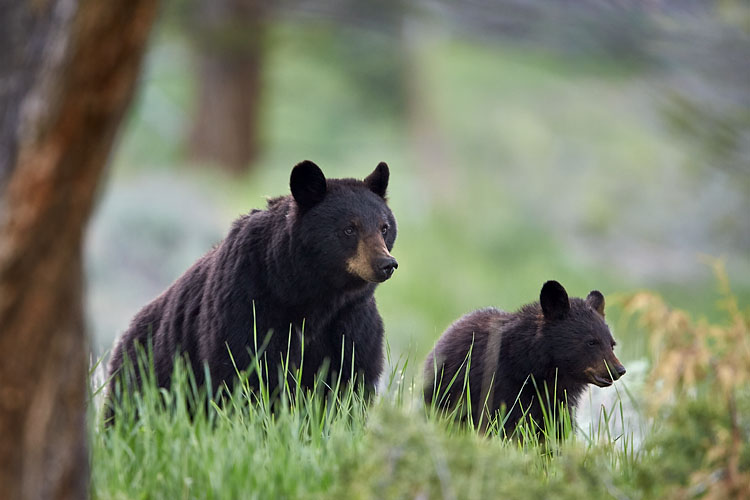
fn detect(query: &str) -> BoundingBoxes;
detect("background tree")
[186,0,269,174]
[0,1,158,498]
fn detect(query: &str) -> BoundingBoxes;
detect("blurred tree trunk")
[0,0,158,498]
[187,0,267,174]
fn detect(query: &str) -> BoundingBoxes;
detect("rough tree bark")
[187,0,267,174]
[0,0,158,498]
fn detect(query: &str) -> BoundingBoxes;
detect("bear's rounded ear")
[290,160,327,211]
[364,162,389,199]
[540,280,570,320]
[586,290,605,317]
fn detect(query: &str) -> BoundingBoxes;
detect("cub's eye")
[587,339,599,347]
[381,225,389,235]
[343,226,355,236]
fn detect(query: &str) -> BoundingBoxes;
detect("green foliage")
[91,271,749,499]
[91,351,633,500]
[332,407,623,500]
[619,262,750,499]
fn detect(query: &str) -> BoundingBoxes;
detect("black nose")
[607,362,626,381]
[378,257,398,279]
[611,364,626,381]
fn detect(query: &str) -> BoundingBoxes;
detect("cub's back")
[423,307,511,409]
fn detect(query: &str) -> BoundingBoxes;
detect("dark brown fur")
[105,161,398,421]
[423,280,625,437]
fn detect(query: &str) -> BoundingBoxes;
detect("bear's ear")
[364,162,389,198]
[540,280,570,320]
[586,290,605,317]
[290,160,327,211]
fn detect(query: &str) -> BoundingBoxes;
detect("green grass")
[90,341,744,500]
[91,345,642,500]
[90,277,750,499]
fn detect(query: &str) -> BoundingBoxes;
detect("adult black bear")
[106,161,397,419]
[423,280,625,437]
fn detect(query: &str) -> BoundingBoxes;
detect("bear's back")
[424,307,513,410]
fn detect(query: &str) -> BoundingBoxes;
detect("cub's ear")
[586,290,605,317]
[540,280,570,320]
[364,162,389,198]
[290,160,327,211]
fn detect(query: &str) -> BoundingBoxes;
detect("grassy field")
[88,20,750,499]
[90,273,749,499]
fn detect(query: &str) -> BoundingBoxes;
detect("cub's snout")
[585,357,626,387]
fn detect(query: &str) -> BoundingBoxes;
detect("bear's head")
[290,160,398,288]
[539,280,626,388]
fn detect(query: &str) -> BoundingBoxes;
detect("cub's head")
[290,160,398,287]
[539,280,626,388]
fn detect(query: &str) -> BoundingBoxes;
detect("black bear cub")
[106,161,397,419]
[423,280,625,436]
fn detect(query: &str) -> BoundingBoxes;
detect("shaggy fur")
[423,280,626,436]
[106,161,398,418]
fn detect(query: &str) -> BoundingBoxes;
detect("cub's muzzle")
[585,359,626,388]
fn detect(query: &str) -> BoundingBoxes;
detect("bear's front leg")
[303,296,385,396]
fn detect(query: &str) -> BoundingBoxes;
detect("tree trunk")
[0,0,158,499]
[187,0,266,174]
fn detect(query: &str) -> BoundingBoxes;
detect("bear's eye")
[381,225,389,235]
[343,226,356,237]
[587,339,599,347]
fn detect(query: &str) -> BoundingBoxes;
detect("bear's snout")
[346,235,398,283]
[375,256,398,281]
[608,353,626,382]
[585,357,626,387]
[612,362,626,380]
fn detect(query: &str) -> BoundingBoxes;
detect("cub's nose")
[377,257,398,280]
[613,364,627,380]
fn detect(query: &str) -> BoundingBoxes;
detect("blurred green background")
[86,1,750,379]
